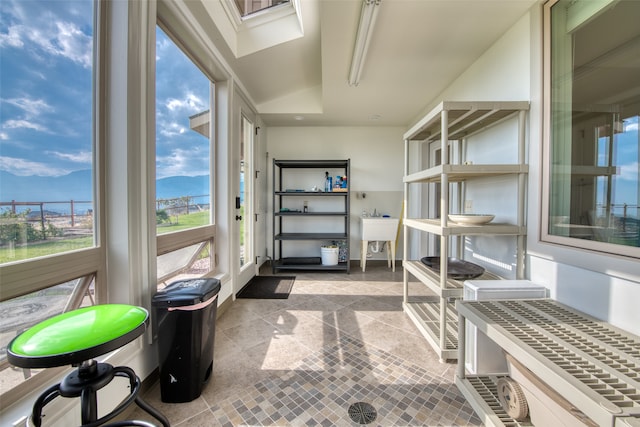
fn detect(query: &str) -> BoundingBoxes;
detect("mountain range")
[1,170,210,204]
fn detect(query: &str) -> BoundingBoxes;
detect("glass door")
[236,111,256,289]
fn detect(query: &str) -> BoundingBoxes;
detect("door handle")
[236,215,243,221]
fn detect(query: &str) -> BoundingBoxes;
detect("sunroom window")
[0,0,99,401]
[155,25,215,287]
[0,0,95,261]
[543,0,640,258]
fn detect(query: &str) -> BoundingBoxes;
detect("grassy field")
[0,211,214,264]
[0,236,93,264]
[157,210,210,234]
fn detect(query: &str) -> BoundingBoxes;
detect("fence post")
[40,203,46,240]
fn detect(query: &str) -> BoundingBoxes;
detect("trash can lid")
[152,278,221,307]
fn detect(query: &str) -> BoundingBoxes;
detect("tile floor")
[133,263,482,426]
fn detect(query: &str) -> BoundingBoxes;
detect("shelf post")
[403,139,410,304]
[517,109,526,279]
[457,304,466,380]
[439,108,449,355]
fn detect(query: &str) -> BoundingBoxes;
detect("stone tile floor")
[132,263,483,426]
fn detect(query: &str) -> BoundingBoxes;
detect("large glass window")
[1,0,95,262]
[155,26,215,286]
[543,0,640,257]
[0,0,98,400]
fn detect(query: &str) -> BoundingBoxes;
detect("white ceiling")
[198,0,537,128]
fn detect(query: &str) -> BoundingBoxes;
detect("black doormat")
[236,276,295,299]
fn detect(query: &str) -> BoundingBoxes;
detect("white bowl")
[448,214,495,225]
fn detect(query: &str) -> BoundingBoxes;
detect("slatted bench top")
[456,299,640,426]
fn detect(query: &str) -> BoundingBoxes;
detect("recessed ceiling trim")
[220,0,243,30]
[203,0,304,58]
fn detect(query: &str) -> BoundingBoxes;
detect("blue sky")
[155,26,210,179]
[1,0,93,178]
[0,0,210,181]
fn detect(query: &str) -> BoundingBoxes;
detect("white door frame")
[233,96,257,293]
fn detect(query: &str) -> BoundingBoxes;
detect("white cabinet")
[401,101,530,361]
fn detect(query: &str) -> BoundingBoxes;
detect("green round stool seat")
[8,304,148,369]
[7,304,169,427]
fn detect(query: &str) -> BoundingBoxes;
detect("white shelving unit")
[402,101,530,361]
[455,299,640,426]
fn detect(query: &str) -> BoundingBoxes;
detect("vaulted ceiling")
[191,0,537,127]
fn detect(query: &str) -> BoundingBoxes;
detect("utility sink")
[361,217,400,241]
[360,217,400,272]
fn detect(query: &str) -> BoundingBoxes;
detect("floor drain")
[348,402,377,424]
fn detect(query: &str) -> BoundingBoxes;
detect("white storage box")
[464,280,547,374]
[464,280,548,300]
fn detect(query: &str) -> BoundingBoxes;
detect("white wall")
[415,6,640,334]
[265,126,405,262]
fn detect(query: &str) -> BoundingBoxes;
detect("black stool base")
[30,361,168,427]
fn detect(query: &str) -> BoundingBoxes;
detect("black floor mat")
[236,276,295,299]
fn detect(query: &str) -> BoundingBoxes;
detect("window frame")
[154,21,217,285]
[540,0,640,259]
[0,0,105,408]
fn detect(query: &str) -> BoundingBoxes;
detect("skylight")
[235,0,290,18]
[203,0,303,58]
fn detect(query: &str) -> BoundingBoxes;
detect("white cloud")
[3,119,49,132]
[156,36,171,62]
[0,156,70,177]
[4,97,53,116]
[618,162,639,181]
[48,150,92,164]
[625,122,638,132]
[52,21,92,68]
[158,121,188,138]
[0,25,25,48]
[0,132,8,140]
[2,97,53,133]
[156,148,208,179]
[1,17,92,68]
[166,93,206,113]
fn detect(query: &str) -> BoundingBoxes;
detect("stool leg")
[134,395,170,427]
[32,383,62,427]
[81,366,155,427]
[102,422,156,427]
[115,366,170,427]
[81,386,99,425]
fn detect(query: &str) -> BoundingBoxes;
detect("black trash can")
[152,278,221,403]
